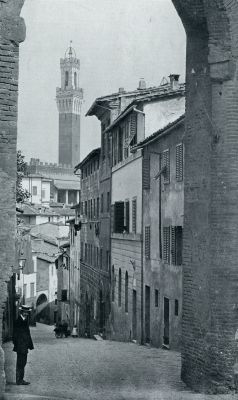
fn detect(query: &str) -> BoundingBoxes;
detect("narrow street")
[3,324,235,400]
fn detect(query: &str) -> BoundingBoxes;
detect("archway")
[36,293,49,323]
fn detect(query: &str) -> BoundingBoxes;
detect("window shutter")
[162,149,170,183]
[111,204,115,233]
[114,202,124,233]
[125,201,130,232]
[176,226,183,266]
[142,158,150,190]
[163,227,170,263]
[145,226,151,259]
[171,226,176,265]
[176,143,183,181]
[132,199,137,233]
[129,113,137,146]
[61,289,67,302]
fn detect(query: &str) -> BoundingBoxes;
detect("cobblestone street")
[2,324,236,400]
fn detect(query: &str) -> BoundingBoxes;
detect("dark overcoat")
[13,316,34,354]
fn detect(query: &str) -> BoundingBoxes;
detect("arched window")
[74,72,77,89]
[65,71,69,88]
[112,265,115,302]
[125,271,128,312]
[118,268,121,307]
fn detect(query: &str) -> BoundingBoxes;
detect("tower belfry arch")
[56,41,83,167]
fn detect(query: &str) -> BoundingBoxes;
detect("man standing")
[13,305,34,385]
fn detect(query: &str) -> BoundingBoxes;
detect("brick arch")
[172,0,238,393]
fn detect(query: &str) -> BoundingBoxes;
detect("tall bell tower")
[56,42,83,167]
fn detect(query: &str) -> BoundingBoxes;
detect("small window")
[145,226,151,259]
[155,289,159,307]
[171,226,183,266]
[41,189,45,199]
[175,299,179,316]
[124,200,130,233]
[74,72,77,88]
[176,143,183,181]
[65,71,69,88]
[32,186,37,196]
[162,149,170,184]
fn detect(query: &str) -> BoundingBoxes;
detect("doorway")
[164,297,169,346]
[145,286,150,343]
[132,290,137,340]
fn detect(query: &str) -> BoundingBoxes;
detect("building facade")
[137,116,184,350]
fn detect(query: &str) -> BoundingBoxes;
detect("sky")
[17,0,186,163]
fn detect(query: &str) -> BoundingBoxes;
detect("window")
[30,282,34,298]
[90,199,93,219]
[163,227,170,263]
[155,289,159,307]
[118,268,121,307]
[112,265,115,302]
[61,289,67,302]
[85,201,87,216]
[132,198,137,233]
[175,299,179,316]
[58,190,66,203]
[107,192,110,212]
[97,197,99,218]
[101,193,104,213]
[176,143,183,181]
[113,202,124,233]
[145,226,151,259]
[74,72,77,88]
[88,200,90,219]
[171,226,183,265]
[162,149,170,183]
[65,71,69,88]
[80,242,84,260]
[41,189,45,199]
[93,198,96,218]
[96,247,99,267]
[33,186,37,196]
[68,190,77,205]
[125,271,128,312]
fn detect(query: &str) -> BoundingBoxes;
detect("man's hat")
[19,305,32,312]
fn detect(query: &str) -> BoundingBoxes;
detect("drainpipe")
[141,150,144,345]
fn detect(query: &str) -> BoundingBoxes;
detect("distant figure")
[13,305,34,385]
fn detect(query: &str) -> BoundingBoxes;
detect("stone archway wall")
[172,0,238,393]
[0,0,25,396]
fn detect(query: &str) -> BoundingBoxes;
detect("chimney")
[138,78,146,90]
[169,74,180,90]
[118,87,125,94]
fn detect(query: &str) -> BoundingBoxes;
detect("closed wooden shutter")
[162,149,170,183]
[111,204,115,233]
[163,227,170,263]
[125,200,130,232]
[145,226,151,259]
[142,158,150,189]
[171,226,176,265]
[132,198,137,233]
[129,113,137,146]
[176,143,183,181]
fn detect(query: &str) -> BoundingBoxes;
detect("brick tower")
[56,42,83,167]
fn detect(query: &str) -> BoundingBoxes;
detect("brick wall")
[173,0,238,393]
[0,0,25,396]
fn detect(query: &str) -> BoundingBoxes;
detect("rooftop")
[74,147,101,172]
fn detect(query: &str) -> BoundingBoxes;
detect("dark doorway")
[164,297,170,346]
[132,290,137,340]
[145,285,150,343]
